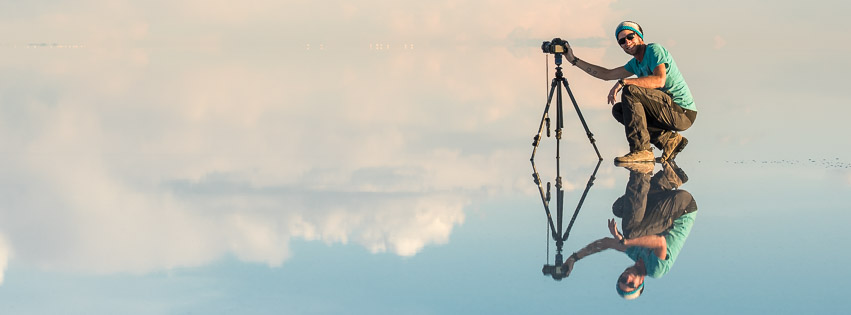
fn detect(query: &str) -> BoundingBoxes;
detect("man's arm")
[622,64,666,89]
[606,64,667,104]
[559,236,619,278]
[611,219,667,259]
[565,45,631,80]
[574,58,632,81]
[623,235,667,259]
[575,237,621,258]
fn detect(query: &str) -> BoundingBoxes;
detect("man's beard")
[624,44,644,56]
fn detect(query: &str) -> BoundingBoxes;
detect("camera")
[541,38,569,54]
[542,263,570,280]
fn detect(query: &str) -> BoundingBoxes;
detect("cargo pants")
[612,85,697,152]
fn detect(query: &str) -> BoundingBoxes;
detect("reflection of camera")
[541,38,569,54]
[542,264,569,281]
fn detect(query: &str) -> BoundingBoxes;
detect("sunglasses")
[618,33,637,45]
[619,275,638,289]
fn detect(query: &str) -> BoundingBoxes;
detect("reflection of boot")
[659,133,688,161]
[661,160,689,184]
[614,150,654,163]
[615,160,654,174]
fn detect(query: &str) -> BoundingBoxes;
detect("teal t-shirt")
[624,43,697,112]
[625,211,697,278]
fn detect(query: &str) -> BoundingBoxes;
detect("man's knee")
[621,85,643,98]
[620,85,645,108]
[672,190,694,206]
[612,102,626,124]
[612,102,623,117]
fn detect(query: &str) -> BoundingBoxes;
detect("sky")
[0,0,850,311]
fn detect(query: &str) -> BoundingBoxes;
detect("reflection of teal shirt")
[625,212,697,278]
[624,43,697,112]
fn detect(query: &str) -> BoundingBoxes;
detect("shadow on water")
[537,160,699,300]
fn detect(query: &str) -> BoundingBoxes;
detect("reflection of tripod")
[534,159,601,281]
[530,53,603,163]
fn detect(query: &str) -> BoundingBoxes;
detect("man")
[561,161,698,299]
[565,21,697,162]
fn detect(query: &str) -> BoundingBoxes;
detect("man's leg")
[649,128,688,161]
[611,101,654,162]
[648,128,676,150]
[616,87,653,153]
[621,85,693,160]
[615,169,651,238]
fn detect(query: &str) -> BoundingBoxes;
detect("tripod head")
[553,54,564,66]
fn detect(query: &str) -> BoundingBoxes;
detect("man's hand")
[563,256,576,277]
[565,44,576,64]
[608,81,623,105]
[608,218,624,241]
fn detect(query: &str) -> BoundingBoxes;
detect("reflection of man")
[564,21,697,162]
[561,162,697,300]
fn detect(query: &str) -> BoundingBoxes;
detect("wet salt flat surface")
[1,158,848,314]
[1,1,851,313]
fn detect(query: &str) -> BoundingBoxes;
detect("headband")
[615,21,644,40]
[617,281,645,299]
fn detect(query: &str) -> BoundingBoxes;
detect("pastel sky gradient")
[0,0,848,295]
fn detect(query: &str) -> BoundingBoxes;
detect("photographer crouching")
[565,21,697,163]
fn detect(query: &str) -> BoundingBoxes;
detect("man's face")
[617,267,645,293]
[617,30,643,56]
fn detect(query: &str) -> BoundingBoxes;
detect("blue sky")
[0,2,849,309]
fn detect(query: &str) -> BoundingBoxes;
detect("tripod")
[529,50,603,280]
[535,159,601,280]
[530,53,603,164]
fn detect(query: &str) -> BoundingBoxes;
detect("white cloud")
[0,0,623,283]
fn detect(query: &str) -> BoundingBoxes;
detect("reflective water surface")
[1,1,851,314]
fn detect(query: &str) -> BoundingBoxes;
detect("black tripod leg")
[554,78,565,250]
[561,159,602,243]
[556,183,564,246]
[532,161,559,240]
[556,77,564,137]
[531,79,560,161]
[561,78,604,161]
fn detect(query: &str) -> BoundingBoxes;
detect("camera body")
[541,38,569,54]
[542,263,569,281]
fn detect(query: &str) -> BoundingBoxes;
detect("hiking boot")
[614,161,654,174]
[659,133,688,161]
[661,160,689,184]
[614,150,654,163]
